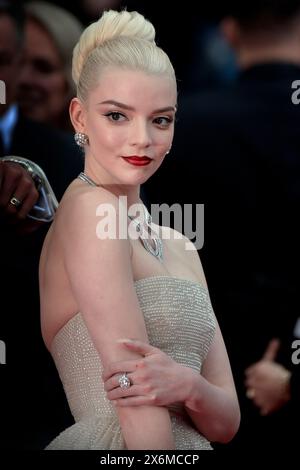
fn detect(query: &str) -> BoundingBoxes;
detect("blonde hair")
[72,10,176,101]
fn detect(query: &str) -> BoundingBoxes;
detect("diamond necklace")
[78,171,98,186]
[77,172,163,262]
[128,205,163,262]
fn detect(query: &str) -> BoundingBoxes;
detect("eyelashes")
[103,112,174,128]
[153,116,173,127]
[104,112,126,122]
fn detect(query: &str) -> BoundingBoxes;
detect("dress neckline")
[50,275,208,352]
[133,274,207,290]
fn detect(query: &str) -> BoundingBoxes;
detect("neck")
[83,161,142,209]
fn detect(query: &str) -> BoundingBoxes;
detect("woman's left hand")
[102,339,193,407]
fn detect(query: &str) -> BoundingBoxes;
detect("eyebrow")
[98,100,176,113]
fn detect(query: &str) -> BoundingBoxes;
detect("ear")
[220,17,241,49]
[69,97,86,133]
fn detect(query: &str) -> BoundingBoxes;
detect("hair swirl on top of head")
[72,9,176,101]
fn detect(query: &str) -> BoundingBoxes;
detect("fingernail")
[116,338,133,344]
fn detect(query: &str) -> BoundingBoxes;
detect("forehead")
[88,67,177,110]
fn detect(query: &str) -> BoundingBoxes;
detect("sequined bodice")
[47,276,216,450]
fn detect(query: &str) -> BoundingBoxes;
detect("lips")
[122,156,152,166]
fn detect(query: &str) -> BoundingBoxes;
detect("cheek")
[155,129,174,153]
[91,125,128,150]
[105,129,128,148]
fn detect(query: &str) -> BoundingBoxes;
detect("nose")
[129,118,152,149]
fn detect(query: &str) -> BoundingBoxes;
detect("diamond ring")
[118,373,131,389]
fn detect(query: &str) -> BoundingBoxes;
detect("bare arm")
[159,233,240,442]
[102,233,240,444]
[62,190,175,450]
[184,320,240,443]
[182,238,240,442]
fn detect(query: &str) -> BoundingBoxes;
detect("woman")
[18,1,83,131]
[39,9,240,450]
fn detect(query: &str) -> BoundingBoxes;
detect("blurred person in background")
[144,0,300,450]
[18,1,83,131]
[0,0,82,449]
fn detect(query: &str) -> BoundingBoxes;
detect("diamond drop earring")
[74,132,89,147]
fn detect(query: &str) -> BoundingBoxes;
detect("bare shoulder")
[40,183,134,349]
[54,182,129,244]
[57,181,122,226]
[60,184,129,255]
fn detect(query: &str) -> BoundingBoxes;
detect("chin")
[121,169,155,186]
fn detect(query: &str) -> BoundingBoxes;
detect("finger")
[0,168,20,209]
[245,359,263,375]
[262,338,281,362]
[117,338,157,356]
[103,375,116,392]
[244,377,255,388]
[104,372,135,392]
[107,384,145,401]
[113,395,156,407]
[5,178,38,219]
[245,363,261,378]
[102,360,140,381]
[16,186,39,220]
[244,367,254,377]
[259,404,271,416]
[252,394,264,408]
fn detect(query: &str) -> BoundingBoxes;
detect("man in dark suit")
[0,1,82,449]
[144,0,300,449]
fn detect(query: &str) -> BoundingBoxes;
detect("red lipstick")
[122,156,152,166]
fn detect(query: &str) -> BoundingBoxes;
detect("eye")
[154,116,173,128]
[104,112,127,122]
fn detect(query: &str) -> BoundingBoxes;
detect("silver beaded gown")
[46,276,216,450]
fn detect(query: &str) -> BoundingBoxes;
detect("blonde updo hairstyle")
[72,10,176,102]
